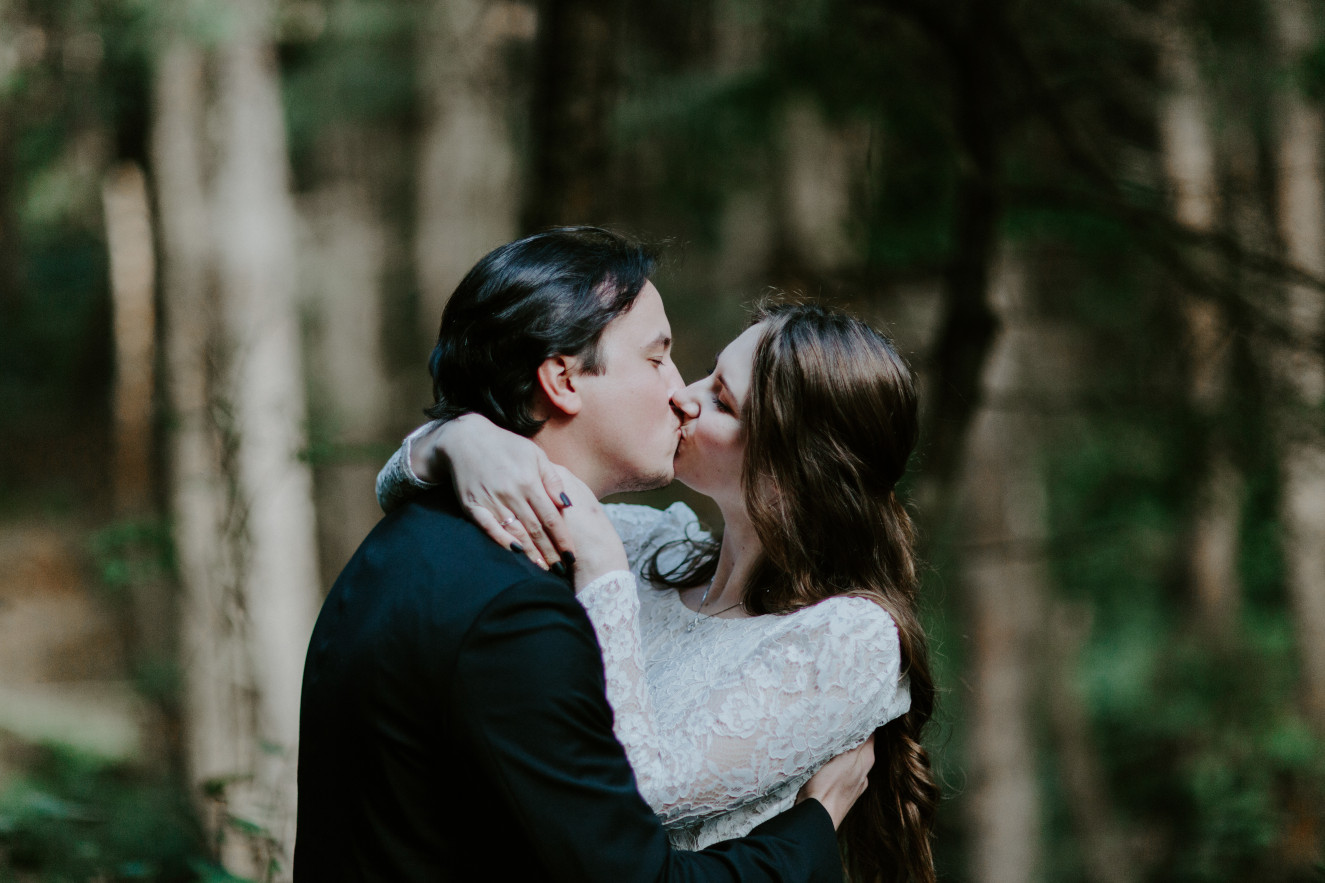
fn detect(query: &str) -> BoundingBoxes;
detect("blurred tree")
[103,162,156,518]
[1044,600,1140,883]
[1268,0,1325,739]
[211,0,320,872]
[152,0,319,876]
[0,7,22,319]
[415,0,529,321]
[525,0,621,227]
[151,22,246,879]
[286,0,418,578]
[959,253,1046,883]
[1156,0,1243,639]
[872,0,1003,518]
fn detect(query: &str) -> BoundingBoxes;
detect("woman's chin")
[672,468,720,500]
[672,462,701,494]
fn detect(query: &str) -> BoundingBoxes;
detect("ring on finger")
[498,515,518,529]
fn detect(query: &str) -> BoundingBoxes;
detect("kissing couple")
[296,227,938,882]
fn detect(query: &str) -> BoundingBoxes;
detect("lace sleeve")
[376,424,440,513]
[576,578,909,826]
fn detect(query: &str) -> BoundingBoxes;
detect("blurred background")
[1,0,1323,880]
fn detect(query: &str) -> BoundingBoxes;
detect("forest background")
[1,0,1324,881]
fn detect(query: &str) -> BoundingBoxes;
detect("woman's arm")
[375,423,441,513]
[576,571,910,827]
[376,415,574,569]
[376,416,704,573]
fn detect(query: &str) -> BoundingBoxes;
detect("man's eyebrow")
[644,333,672,351]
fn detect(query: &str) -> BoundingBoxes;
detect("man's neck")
[532,422,613,500]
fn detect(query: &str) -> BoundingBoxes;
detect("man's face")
[572,281,685,494]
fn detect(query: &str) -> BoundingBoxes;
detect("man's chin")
[614,466,674,494]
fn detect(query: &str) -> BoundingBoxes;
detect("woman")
[379,302,938,882]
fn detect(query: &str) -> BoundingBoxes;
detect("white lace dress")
[377,447,911,849]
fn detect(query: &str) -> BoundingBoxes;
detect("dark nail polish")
[559,492,572,508]
[561,551,576,567]
[510,542,524,553]
[550,561,567,578]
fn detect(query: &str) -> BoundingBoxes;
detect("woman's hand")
[550,466,629,591]
[412,415,574,570]
[795,735,875,830]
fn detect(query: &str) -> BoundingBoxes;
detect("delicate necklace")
[686,582,744,632]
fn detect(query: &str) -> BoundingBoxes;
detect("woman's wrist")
[403,422,444,487]
[574,566,633,597]
[409,414,488,485]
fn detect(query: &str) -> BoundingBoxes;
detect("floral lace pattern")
[376,449,910,850]
[376,426,439,513]
[579,503,910,849]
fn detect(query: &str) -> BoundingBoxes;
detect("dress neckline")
[661,587,763,626]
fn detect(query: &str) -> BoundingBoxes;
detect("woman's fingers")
[465,489,566,572]
[499,496,559,570]
[464,502,543,567]
[531,460,576,561]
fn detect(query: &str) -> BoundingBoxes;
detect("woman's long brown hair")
[650,301,939,882]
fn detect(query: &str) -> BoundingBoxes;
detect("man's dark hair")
[425,226,657,436]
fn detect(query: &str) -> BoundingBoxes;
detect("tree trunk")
[1269,0,1325,735]
[960,253,1044,883]
[1045,602,1142,883]
[771,97,868,291]
[152,34,258,874]
[103,162,157,517]
[884,0,1002,527]
[1155,0,1242,638]
[300,177,392,577]
[524,0,620,229]
[0,4,25,317]
[0,111,21,318]
[414,0,529,324]
[708,0,774,302]
[102,161,178,756]
[212,0,321,872]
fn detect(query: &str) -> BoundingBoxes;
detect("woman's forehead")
[716,323,765,392]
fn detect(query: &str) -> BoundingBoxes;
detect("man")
[295,227,866,881]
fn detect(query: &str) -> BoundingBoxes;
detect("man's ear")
[535,355,583,417]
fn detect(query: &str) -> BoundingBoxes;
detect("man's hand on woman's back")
[796,735,875,829]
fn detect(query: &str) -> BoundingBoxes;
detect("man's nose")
[665,361,686,393]
[671,383,700,421]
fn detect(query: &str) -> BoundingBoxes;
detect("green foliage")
[0,231,110,429]
[1301,39,1325,103]
[0,0,154,441]
[0,745,224,882]
[1045,378,1323,880]
[280,0,421,175]
[89,518,175,598]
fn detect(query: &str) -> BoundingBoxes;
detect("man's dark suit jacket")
[295,488,841,882]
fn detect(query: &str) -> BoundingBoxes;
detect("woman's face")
[672,322,764,504]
